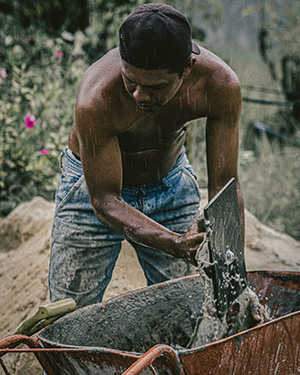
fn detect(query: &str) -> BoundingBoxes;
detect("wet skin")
[68,46,244,264]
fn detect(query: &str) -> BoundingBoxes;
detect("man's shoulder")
[187,47,241,120]
[77,48,123,107]
[193,47,240,90]
[87,47,121,75]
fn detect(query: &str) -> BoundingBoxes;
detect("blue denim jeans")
[49,147,201,308]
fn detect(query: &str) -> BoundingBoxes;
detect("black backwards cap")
[119,3,200,73]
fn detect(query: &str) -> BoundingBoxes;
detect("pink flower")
[56,52,63,58]
[40,148,49,155]
[0,69,7,79]
[24,114,37,129]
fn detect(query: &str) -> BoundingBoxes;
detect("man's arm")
[75,96,204,264]
[205,66,245,237]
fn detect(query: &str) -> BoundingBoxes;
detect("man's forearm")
[92,197,184,256]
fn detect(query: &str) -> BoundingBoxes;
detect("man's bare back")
[69,47,240,188]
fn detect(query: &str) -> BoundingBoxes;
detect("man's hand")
[176,222,205,266]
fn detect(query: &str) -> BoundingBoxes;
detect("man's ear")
[183,57,196,76]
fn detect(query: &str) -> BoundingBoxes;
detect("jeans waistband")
[61,147,83,176]
[123,148,189,192]
[61,146,189,190]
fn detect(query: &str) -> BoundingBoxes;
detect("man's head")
[119,3,200,77]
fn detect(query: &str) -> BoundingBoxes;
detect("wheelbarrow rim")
[38,270,300,357]
[38,273,200,355]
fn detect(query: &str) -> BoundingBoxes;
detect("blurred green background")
[0,0,299,240]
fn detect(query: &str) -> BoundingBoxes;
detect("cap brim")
[192,41,201,55]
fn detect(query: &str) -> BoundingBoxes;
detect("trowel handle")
[122,344,183,375]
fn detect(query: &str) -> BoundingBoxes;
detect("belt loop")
[162,176,171,190]
[60,150,66,169]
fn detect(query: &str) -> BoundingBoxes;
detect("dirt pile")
[0,193,299,374]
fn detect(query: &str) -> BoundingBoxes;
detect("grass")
[239,137,300,239]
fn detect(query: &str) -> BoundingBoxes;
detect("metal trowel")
[203,178,248,318]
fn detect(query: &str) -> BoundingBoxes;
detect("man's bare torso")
[68,47,233,186]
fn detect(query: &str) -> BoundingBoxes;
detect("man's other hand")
[177,222,205,266]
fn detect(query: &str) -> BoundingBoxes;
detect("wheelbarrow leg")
[122,344,184,375]
[0,335,56,375]
[0,358,9,375]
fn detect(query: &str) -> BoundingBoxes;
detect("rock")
[0,197,55,252]
[0,197,55,375]
[245,209,300,271]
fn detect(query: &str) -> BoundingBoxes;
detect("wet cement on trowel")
[187,236,270,348]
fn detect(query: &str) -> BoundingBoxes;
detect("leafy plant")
[0,0,89,33]
[0,13,88,216]
[242,1,300,126]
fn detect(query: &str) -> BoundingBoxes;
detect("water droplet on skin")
[179,96,183,108]
[193,99,197,110]
[156,167,161,180]
[157,126,162,143]
[186,86,190,105]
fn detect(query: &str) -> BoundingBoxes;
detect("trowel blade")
[204,178,247,318]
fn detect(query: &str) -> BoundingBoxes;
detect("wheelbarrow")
[0,271,300,374]
[1,179,300,374]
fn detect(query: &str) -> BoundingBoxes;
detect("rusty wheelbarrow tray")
[1,270,300,375]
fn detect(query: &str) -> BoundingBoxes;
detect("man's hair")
[119,3,200,77]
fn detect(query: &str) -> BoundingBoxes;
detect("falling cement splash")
[188,235,270,348]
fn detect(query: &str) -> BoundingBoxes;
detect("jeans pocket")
[182,167,201,198]
[55,175,85,215]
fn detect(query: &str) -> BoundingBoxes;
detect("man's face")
[121,60,184,112]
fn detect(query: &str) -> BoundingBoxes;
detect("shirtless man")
[49,3,244,309]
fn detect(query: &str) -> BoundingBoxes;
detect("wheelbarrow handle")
[122,344,183,375]
[0,335,56,375]
[15,298,76,336]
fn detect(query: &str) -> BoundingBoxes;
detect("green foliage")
[0,0,89,32]
[0,13,88,216]
[242,0,300,83]
[83,0,148,61]
[83,0,223,61]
